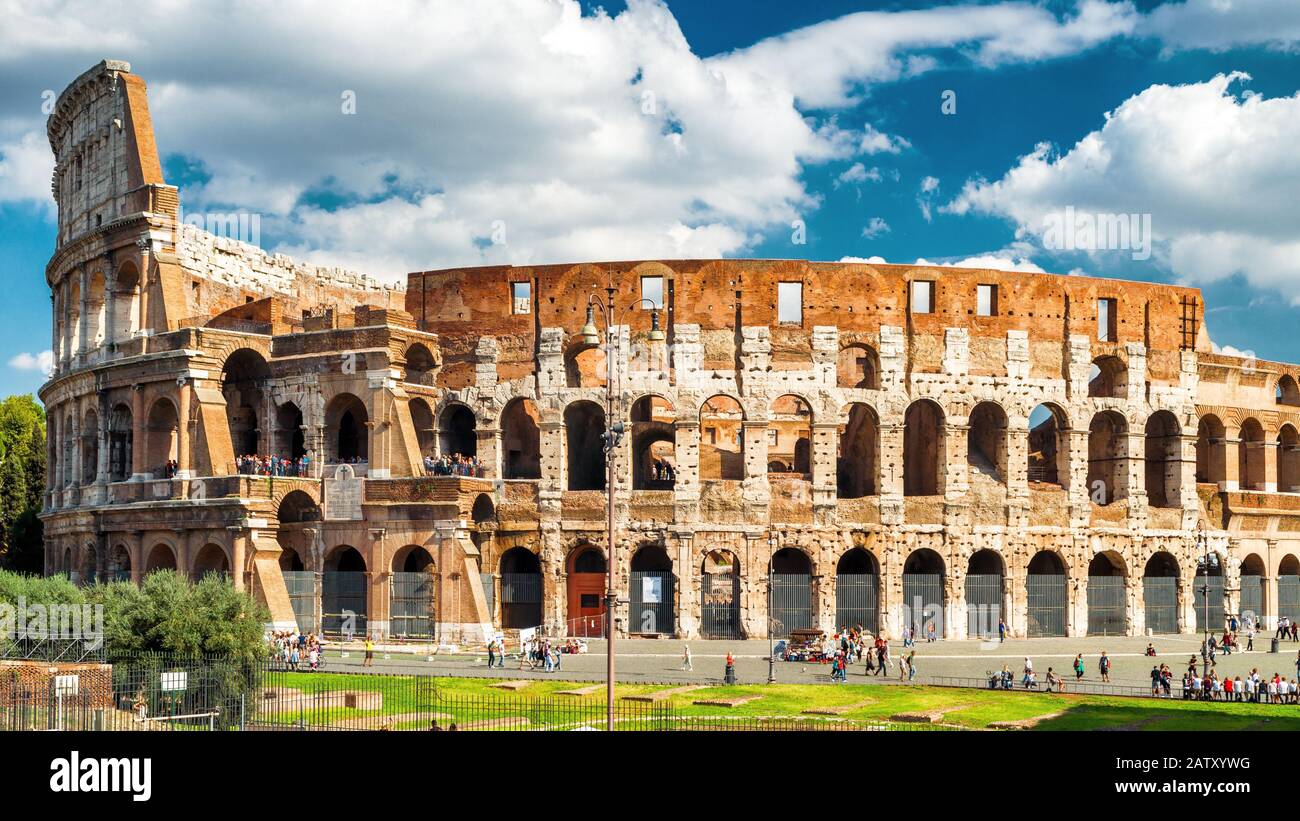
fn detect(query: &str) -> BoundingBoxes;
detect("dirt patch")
[691,695,761,707]
[622,685,706,703]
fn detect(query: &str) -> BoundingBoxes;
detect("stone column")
[77,266,89,365]
[878,422,905,526]
[130,384,147,479]
[176,378,193,478]
[811,421,838,523]
[1223,425,1241,491]
[1263,438,1279,493]
[477,426,501,480]
[674,532,697,638]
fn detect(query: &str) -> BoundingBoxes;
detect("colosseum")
[38,60,1300,643]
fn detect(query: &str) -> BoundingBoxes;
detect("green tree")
[0,395,46,571]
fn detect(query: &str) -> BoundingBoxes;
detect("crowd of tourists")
[423,453,485,477]
[267,630,326,671]
[237,453,311,477]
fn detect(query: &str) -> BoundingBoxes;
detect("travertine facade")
[39,61,1300,642]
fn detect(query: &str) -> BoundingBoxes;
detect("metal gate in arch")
[902,573,943,638]
[770,574,814,638]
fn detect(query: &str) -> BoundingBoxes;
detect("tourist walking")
[363,635,374,668]
[681,643,693,671]
[1099,651,1111,683]
[997,618,1006,643]
[1073,653,1085,681]
[906,650,917,681]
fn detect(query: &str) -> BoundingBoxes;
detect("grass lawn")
[252,672,1300,730]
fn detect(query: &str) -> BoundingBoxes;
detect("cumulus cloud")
[946,73,1300,298]
[861,217,891,239]
[1142,0,1300,53]
[914,253,1046,273]
[833,163,883,188]
[8,350,54,374]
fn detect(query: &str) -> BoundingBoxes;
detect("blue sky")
[1,0,1299,400]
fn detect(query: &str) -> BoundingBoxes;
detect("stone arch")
[835,546,880,634]
[145,396,179,475]
[770,394,813,474]
[82,407,99,482]
[144,542,178,573]
[77,543,98,585]
[1026,549,1068,636]
[392,544,435,573]
[322,545,368,635]
[1144,410,1183,508]
[631,395,676,490]
[108,402,133,481]
[1239,552,1266,625]
[325,392,369,463]
[699,394,745,481]
[1277,374,1300,406]
[1087,550,1128,636]
[564,340,606,389]
[1278,424,1300,493]
[965,548,1006,640]
[1028,402,1069,488]
[278,489,322,523]
[279,546,307,572]
[770,546,814,637]
[1143,550,1181,634]
[86,268,106,350]
[838,402,879,498]
[902,547,946,638]
[1088,410,1128,505]
[111,259,141,344]
[1278,554,1300,625]
[191,543,231,581]
[275,401,306,461]
[471,493,495,523]
[1195,414,1227,485]
[1088,355,1126,399]
[837,342,879,389]
[438,402,477,458]
[408,396,435,460]
[700,548,742,639]
[67,278,82,356]
[904,399,944,496]
[500,546,543,629]
[566,541,607,637]
[1238,417,1266,491]
[108,543,132,582]
[489,396,539,481]
[629,542,675,635]
[564,400,606,490]
[967,401,1008,484]
[403,342,437,385]
[222,348,271,457]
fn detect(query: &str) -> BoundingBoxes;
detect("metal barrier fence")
[701,572,741,639]
[835,574,879,635]
[322,571,368,636]
[1144,576,1178,634]
[283,571,318,635]
[929,674,1300,708]
[1279,575,1300,623]
[501,572,543,629]
[964,574,1002,639]
[1194,574,1225,633]
[1087,575,1126,636]
[629,571,674,635]
[390,572,435,638]
[1026,574,1066,637]
[902,573,943,636]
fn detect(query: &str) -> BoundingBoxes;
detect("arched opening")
[279,548,306,571]
[390,546,435,638]
[61,413,75,488]
[1239,553,1265,626]
[630,544,674,635]
[1278,425,1300,493]
[631,396,676,490]
[770,547,813,637]
[837,343,879,389]
[406,397,435,464]
[322,546,368,636]
[1143,552,1181,634]
[1278,555,1300,626]
[404,342,436,385]
[82,408,99,482]
[191,543,230,582]
[222,349,270,458]
[500,547,542,629]
[109,544,131,583]
[1144,410,1183,508]
[1088,355,1126,398]
[1277,375,1300,406]
[835,547,879,634]
[965,549,1005,639]
[280,548,314,632]
[144,543,178,574]
[275,402,306,463]
[67,279,81,356]
[701,550,742,639]
[86,269,106,351]
[111,261,141,344]
[566,544,606,637]
[565,342,606,388]
[837,403,878,498]
[902,548,946,639]
[904,400,944,496]
[1194,553,1225,634]
[1087,552,1127,636]
[769,395,812,474]
[1195,414,1226,485]
[108,403,132,481]
[1028,403,1069,487]
[1237,418,1266,491]
[471,493,495,524]
[438,403,477,459]
[145,398,179,476]
[77,545,97,586]
[967,401,1008,484]
[326,393,368,464]
[564,400,606,491]
[699,395,745,481]
[277,489,321,523]
[1088,411,1128,505]
[500,398,541,479]
[1026,550,1068,637]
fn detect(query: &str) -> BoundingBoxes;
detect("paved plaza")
[316,633,1300,689]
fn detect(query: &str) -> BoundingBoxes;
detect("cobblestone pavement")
[314,633,1300,688]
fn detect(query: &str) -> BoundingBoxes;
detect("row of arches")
[54,260,141,369]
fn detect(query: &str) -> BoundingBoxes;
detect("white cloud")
[834,163,883,188]
[1142,0,1300,53]
[917,176,941,222]
[1211,341,1256,360]
[0,131,55,208]
[839,255,889,264]
[860,124,909,155]
[861,217,891,239]
[946,73,1300,299]
[9,350,54,374]
[914,253,1046,273]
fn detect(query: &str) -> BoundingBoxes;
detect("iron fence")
[1194,574,1225,633]
[322,571,368,636]
[902,573,943,637]
[770,573,814,637]
[1278,575,1300,623]
[390,572,435,638]
[701,572,741,639]
[1144,576,1178,634]
[283,571,318,635]
[964,574,1002,639]
[500,572,543,629]
[1087,575,1126,636]
[1240,574,1263,622]
[1026,573,1067,637]
[835,574,879,635]
[628,571,674,635]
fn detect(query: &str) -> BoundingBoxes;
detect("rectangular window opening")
[511,281,531,315]
[1098,297,1117,341]
[977,284,997,317]
[640,276,664,310]
[911,280,935,314]
[777,282,803,325]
